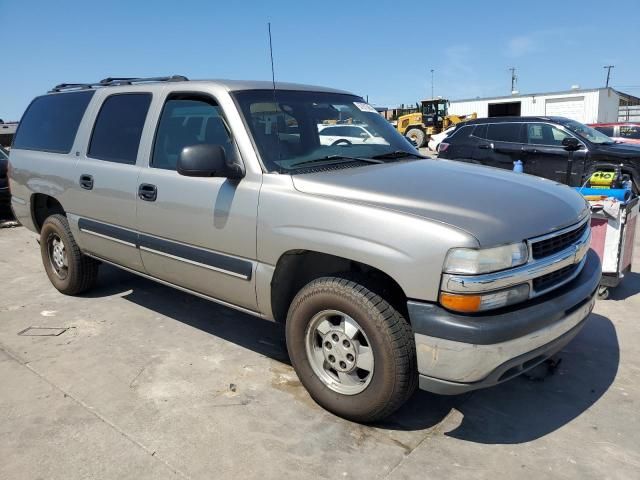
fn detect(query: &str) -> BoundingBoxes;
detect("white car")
[318,124,389,146]
[428,126,456,152]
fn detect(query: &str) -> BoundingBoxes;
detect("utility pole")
[508,67,517,93]
[430,69,434,99]
[604,65,614,88]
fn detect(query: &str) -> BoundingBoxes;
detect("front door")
[522,122,586,185]
[70,92,152,271]
[135,92,260,311]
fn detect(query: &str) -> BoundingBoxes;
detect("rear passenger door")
[135,91,260,311]
[522,122,586,185]
[472,122,525,170]
[69,91,152,271]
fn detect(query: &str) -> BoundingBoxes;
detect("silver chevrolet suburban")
[8,76,601,422]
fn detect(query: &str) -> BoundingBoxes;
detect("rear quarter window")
[449,125,473,140]
[471,124,487,139]
[12,90,95,153]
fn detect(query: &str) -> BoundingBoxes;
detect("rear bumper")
[8,194,34,229]
[408,249,601,394]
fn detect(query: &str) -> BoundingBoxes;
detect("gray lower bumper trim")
[418,317,587,395]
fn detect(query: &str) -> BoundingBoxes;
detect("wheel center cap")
[322,329,357,373]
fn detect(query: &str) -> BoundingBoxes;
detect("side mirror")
[562,137,581,151]
[177,144,244,179]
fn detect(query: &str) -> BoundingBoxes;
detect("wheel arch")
[270,250,408,324]
[31,193,66,233]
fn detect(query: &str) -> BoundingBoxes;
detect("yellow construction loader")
[396,99,476,147]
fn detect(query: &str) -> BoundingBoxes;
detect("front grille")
[531,222,588,260]
[533,263,579,292]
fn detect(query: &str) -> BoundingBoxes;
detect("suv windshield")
[233,90,417,172]
[557,118,614,145]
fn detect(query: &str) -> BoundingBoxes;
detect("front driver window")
[152,95,234,171]
[526,123,570,146]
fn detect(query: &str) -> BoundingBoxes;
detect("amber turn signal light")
[439,292,482,313]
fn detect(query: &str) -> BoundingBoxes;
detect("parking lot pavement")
[1,225,639,480]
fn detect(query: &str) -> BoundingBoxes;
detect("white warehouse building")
[448,87,640,124]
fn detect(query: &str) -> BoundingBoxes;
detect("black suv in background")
[438,116,640,192]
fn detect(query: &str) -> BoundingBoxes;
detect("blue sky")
[2,0,639,120]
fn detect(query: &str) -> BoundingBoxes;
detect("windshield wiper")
[370,150,428,160]
[289,155,384,169]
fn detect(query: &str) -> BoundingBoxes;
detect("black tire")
[40,214,99,295]
[597,286,609,300]
[285,276,417,422]
[406,128,426,148]
[331,139,352,146]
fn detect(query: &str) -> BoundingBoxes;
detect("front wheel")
[405,128,426,148]
[286,277,417,422]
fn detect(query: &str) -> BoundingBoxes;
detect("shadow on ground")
[608,271,640,301]
[87,265,620,445]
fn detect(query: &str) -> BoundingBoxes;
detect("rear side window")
[88,93,152,164]
[486,123,522,143]
[13,91,94,153]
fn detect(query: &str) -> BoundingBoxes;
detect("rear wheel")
[405,128,426,148]
[597,286,609,300]
[286,277,417,422]
[40,214,99,295]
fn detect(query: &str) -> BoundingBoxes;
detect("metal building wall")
[449,89,614,123]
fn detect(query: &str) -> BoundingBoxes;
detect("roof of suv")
[48,75,353,95]
[589,122,640,127]
[456,116,569,126]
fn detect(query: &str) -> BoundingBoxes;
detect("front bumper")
[408,249,601,395]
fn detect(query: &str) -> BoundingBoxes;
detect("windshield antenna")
[268,22,276,91]
[267,22,283,166]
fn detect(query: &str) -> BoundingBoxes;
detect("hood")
[291,159,589,246]
[591,142,640,159]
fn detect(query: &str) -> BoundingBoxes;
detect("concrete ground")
[1,223,639,480]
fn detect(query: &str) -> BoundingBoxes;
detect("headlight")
[443,243,528,274]
[440,284,530,313]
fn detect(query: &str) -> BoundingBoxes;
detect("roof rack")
[49,75,189,93]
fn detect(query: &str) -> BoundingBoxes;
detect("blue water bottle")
[513,160,523,173]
